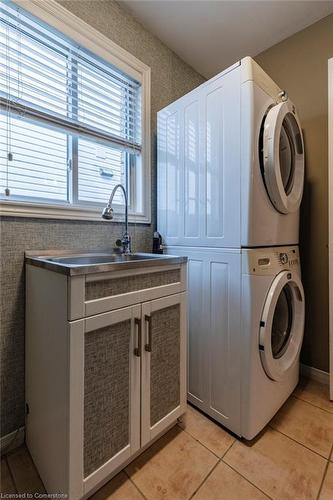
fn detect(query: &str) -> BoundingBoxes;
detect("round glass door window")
[279,118,295,195]
[259,270,305,381]
[261,101,304,214]
[271,284,293,358]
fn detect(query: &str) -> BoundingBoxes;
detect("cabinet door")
[158,66,241,248]
[141,293,187,446]
[69,305,141,497]
[165,246,242,436]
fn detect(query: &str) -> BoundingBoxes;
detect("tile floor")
[1,377,333,499]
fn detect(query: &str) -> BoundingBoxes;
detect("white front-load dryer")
[241,246,305,439]
[240,59,305,247]
[157,57,305,248]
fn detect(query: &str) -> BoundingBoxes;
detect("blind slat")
[0,0,141,203]
[0,1,141,148]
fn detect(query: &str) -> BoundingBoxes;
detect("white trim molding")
[0,0,151,224]
[329,58,333,399]
[0,199,150,224]
[300,363,330,386]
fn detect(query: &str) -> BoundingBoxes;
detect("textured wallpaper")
[0,0,204,437]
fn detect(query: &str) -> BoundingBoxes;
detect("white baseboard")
[301,363,330,385]
[0,427,25,455]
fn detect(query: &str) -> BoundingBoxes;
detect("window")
[0,0,150,221]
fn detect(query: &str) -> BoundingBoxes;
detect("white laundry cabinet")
[158,63,241,248]
[166,246,241,435]
[25,262,187,499]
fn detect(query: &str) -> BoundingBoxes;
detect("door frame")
[329,57,333,400]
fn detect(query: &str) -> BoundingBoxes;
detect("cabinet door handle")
[144,314,152,352]
[134,317,141,357]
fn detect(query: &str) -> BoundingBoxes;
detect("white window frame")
[0,0,151,223]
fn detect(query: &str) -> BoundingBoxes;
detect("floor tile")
[126,425,218,500]
[7,446,45,494]
[319,463,333,500]
[270,396,333,458]
[89,471,143,499]
[294,378,333,414]
[0,459,16,493]
[193,461,269,500]
[223,427,327,500]
[178,404,235,457]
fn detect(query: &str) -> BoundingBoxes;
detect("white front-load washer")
[241,245,305,439]
[165,245,305,439]
[157,57,305,248]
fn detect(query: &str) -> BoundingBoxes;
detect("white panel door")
[166,247,242,435]
[157,105,183,245]
[69,305,141,497]
[158,65,241,248]
[184,98,201,242]
[141,293,187,446]
[202,69,241,247]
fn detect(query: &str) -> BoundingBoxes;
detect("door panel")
[150,303,181,426]
[187,259,205,403]
[184,99,200,239]
[70,305,141,494]
[202,71,241,245]
[205,86,225,239]
[157,66,241,248]
[84,320,131,477]
[141,293,187,446]
[165,246,241,434]
[157,107,183,243]
[210,261,230,416]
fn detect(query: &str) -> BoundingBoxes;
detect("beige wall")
[256,14,333,372]
[0,0,204,438]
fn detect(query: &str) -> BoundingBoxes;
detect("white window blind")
[0,0,142,207]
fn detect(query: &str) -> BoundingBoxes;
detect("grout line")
[316,443,333,500]
[5,456,18,494]
[268,424,331,461]
[189,437,251,499]
[220,461,274,500]
[292,393,333,415]
[124,468,148,499]
[177,425,224,459]
[221,438,237,459]
[188,458,220,499]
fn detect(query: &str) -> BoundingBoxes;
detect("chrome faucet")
[102,184,131,254]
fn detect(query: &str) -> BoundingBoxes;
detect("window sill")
[0,200,151,224]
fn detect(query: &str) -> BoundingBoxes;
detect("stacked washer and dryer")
[157,56,305,439]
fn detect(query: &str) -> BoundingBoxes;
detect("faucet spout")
[102,184,131,254]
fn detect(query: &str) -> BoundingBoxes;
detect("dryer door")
[259,270,305,381]
[262,100,304,214]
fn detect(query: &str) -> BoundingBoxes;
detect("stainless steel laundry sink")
[25,251,187,276]
[47,253,163,265]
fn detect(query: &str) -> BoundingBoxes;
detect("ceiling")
[119,0,333,78]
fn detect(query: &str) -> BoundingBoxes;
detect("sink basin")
[43,253,164,266]
[25,251,187,276]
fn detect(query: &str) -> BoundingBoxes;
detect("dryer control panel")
[242,246,300,275]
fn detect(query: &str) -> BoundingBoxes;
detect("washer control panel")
[242,246,300,275]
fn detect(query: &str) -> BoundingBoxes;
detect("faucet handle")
[122,232,131,254]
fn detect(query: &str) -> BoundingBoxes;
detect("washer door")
[262,100,304,214]
[259,270,305,381]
